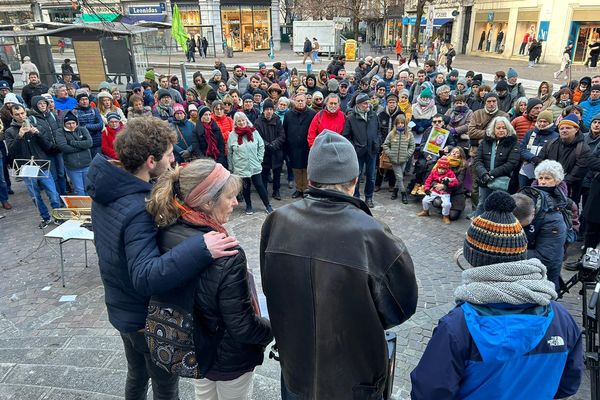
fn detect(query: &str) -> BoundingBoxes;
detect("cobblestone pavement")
[0,167,591,399]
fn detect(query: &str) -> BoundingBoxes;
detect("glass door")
[574,27,591,63]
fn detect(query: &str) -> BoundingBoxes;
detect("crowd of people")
[0,51,598,399]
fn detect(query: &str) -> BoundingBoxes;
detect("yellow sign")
[345,39,357,61]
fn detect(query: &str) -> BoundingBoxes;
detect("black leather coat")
[157,221,272,376]
[283,107,316,169]
[254,114,285,169]
[260,187,418,399]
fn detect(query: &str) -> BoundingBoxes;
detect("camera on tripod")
[578,247,600,284]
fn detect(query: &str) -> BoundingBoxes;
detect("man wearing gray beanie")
[260,129,418,400]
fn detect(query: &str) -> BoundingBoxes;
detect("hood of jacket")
[462,301,553,363]
[86,155,152,206]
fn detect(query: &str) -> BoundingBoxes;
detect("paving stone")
[0,383,48,399]
[0,348,115,369]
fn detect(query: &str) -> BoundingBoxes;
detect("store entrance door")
[242,24,254,51]
[575,27,592,63]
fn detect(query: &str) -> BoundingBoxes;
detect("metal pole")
[60,240,65,287]
[180,62,187,90]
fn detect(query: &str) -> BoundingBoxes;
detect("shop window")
[574,25,600,63]
[513,23,537,56]
[221,6,242,51]
[177,3,201,27]
[252,7,271,50]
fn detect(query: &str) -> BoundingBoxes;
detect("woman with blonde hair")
[382,114,415,203]
[97,91,126,124]
[146,159,272,400]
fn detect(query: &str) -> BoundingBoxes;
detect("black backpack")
[519,186,576,243]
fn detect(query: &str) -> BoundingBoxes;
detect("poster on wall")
[538,21,550,42]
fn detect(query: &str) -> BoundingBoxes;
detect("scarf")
[156,103,173,119]
[174,199,228,235]
[484,106,499,115]
[235,125,254,145]
[202,122,220,160]
[454,258,557,306]
[354,106,368,121]
[447,155,464,168]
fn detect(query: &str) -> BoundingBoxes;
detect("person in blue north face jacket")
[411,191,583,400]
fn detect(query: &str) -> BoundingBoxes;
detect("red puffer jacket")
[307,108,346,147]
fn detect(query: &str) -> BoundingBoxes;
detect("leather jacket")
[260,187,418,399]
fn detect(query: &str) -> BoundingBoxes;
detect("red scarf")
[202,121,220,161]
[173,199,227,235]
[235,126,254,145]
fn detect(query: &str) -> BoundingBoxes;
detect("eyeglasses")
[432,120,444,124]
[223,103,232,106]
[214,106,223,110]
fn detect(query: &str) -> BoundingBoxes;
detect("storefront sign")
[538,21,550,41]
[487,12,494,22]
[81,4,122,14]
[128,4,166,15]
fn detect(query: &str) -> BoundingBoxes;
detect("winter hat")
[463,191,528,268]
[399,89,410,98]
[386,93,399,102]
[507,68,518,79]
[313,91,324,100]
[106,111,121,121]
[558,113,580,129]
[592,84,600,92]
[526,98,544,114]
[198,106,210,118]
[537,110,554,124]
[211,69,222,78]
[76,90,89,101]
[97,91,114,100]
[436,156,450,169]
[420,87,433,98]
[258,62,266,69]
[495,80,509,92]
[592,113,600,123]
[144,70,156,81]
[262,98,275,110]
[448,69,459,78]
[376,81,386,90]
[131,82,142,91]
[242,93,253,101]
[472,73,483,83]
[98,81,111,91]
[3,93,20,105]
[580,77,592,87]
[173,103,186,114]
[307,130,359,184]
[339,80,350,87]
[457,78,468,87]
[63,111,78,125]
[327,79,340,92]
[0,80,9,89]
[157,89,171,100]
[41,93,53,102]
[355,93,369,105]
[484,92,498,101]
[187,104,198,112]
[23,56,30,62]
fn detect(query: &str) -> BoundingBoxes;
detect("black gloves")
[480,173,493,185]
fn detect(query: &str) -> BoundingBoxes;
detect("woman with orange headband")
[146,159,272,399]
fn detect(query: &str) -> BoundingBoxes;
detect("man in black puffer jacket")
[74,91,103,158]
[261,131,418,400]
[85,118,239,399]
[255,99,286,200]
[29,95,67,195]
[539,113,591,203]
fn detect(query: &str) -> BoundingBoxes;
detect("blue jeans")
[475,186,493,217]
[354,153,377,199]
[0,157,9,203]
[48,153,67,195]
[66,167,89,196]
[24,172,61,220]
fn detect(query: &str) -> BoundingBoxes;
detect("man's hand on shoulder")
[204,231,239,258]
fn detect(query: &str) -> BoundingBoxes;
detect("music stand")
[12,158,51,179]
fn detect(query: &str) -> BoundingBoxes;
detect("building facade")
[0,0,280,53]
[403,0,474,54]
[467,0,600,64]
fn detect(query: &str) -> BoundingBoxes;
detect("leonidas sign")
[128,3,166,15]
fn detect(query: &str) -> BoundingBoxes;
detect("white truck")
[292,20,340,55]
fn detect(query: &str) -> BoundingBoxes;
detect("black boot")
[401,192,408,204]
[391,188,399,200]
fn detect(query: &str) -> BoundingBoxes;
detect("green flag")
[171,4,188,53]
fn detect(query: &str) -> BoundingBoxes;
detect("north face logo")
[547,336,565,347]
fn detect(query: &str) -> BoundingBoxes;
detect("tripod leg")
[84,240,88,268]
[60,240,65,287]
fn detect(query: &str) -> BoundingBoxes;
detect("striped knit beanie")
[464,191,528,267]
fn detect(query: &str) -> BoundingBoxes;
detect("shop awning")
[120,15,166,24]
[419,18,454,27]
[80,13,120,22]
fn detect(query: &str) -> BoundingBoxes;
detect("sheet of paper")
[59,295,77,302]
